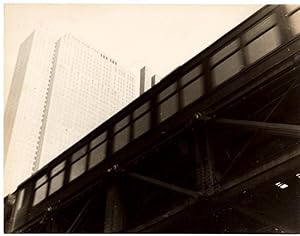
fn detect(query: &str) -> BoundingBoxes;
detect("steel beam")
[216,146,300,195]
[204,125,217,195]
[234,206,294,233]
[104,184,126,233]
[127,173,201,199]
[214,118,300,138]
[66,196,94,233]
[127,198,197,233]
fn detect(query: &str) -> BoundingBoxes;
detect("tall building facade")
[5,30,137,194]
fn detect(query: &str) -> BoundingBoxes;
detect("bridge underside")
[19,67,300,233]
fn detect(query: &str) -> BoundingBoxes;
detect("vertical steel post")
[204,123,217,195]
[192,116,216,195]
[104,183,126,233]
[193,123,205,192]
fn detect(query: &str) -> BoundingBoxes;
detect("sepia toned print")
[4,4,300,233]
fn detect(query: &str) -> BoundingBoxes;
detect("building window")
[211,40,239,66]
[288,8,300,35]
[72,145,88,162]
[246,26,281,64]
[89,142,107,169]
[133,102,150,119]
[133,112,151,139]
[159,93,179,122]
[49,172,64,195]
[244,15,276,43]
[113,127,130,152]
[212,51,243,86]
[70,156,87,181]
[51,161,65,176]
[114,116,130,133]
[182,77,204,107]
[33,175,48,206]
[33,184,47,206]
[48,161,65,195]
[181,65,202,87]
[158,83,177,102]
[36,175,47,187]
[90,132,107,149]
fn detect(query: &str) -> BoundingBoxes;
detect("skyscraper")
[4,30,137,194]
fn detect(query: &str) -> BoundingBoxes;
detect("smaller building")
[140,66,160,95]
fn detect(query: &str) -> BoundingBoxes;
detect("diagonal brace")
[66,195,94,233]
[127,172,202,199]
[214,118,300,138]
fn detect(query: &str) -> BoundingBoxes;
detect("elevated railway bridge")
[4,5,300,233]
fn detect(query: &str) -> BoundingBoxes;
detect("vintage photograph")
[4,3,300,233]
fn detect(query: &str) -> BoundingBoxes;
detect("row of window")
[14,6,300,214]
[32,134,108,206]
[28,61,208,204]
[212,7,299,86]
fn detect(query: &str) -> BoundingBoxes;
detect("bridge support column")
[192,116,216,195]
[104,183,126,233]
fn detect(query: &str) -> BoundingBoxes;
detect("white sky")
[4,4,263,106]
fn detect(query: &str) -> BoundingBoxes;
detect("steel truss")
[5,5,300,233]
[26,114,298,233]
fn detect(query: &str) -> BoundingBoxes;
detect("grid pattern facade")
[39,35,136,167]
[5,31,137,195]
